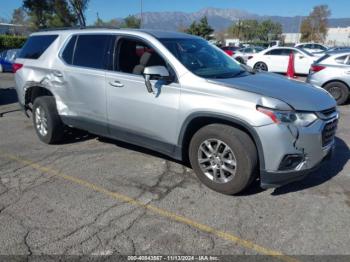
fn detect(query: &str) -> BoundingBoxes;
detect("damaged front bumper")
[260,143,334,189]
[255,112,338,189]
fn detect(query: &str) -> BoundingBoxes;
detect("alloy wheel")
[328,86,342,101]
[197,139,237,184]
[35,106,48,137]
[254,62,267,71]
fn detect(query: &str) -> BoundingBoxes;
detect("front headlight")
[293,112,318,127]
[257,106,318,127]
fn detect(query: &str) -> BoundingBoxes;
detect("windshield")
[296,47,314,57]
[160,38,245,79]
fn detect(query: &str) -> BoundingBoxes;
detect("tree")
[241,20,259,41]
[185,21,200,36]
[227,19,282,42]
[23,0,52,29]
[10,7,29,35]
[301,5,331,43]
[50,0,77,27]
[228,19,259,41]
[11,8,27,25]
[67,0,89,27]
[197,17,214,40]
[257,19,282,42]
[121,15,141,29]
[185,16,214,40]
[93,14,119,28]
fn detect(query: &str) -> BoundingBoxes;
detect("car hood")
[209,72,336,111]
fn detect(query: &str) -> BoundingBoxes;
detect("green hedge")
[0,35,27,51]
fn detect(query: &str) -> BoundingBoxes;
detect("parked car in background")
[307,51,350,105]
[221,46,240,56]
[268,40,281,48]
[0,49,20,72]
[14,29,337,195]
[247,46,316,74]
[233,46,265,64]
[295,43,328,54]
[312,47,350,57]
[326,46,350,53]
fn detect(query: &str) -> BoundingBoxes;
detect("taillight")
[12,63,23,73]
[310,65,325,73]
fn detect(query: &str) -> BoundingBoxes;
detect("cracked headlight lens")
[257,106,317,127]
[293,112,318,127]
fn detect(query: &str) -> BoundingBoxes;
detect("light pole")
[140,0,143,29]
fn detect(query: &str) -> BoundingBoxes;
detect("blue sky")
[0,0,348,24]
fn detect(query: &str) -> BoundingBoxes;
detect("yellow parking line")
[0,152,298,262]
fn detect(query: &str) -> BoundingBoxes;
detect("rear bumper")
[260,144,334,189]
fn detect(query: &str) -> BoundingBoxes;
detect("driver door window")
[115,38,167,75]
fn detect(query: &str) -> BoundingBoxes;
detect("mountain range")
[134,7,350,33]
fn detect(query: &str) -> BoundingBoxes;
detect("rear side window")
[265,49,283,55]
[71,34,112,69]
[335,55,348,64]
[61,35,77,65]
[18,35,58,59]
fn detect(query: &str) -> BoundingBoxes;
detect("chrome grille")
[318,107,337,120]
[322,118,338,147]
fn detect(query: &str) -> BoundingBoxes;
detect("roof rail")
[38,25,120,32]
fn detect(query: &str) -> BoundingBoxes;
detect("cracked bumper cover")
[260,144,334,189]
[255,116,337,189]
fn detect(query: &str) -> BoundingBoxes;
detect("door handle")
[109,80,124,87]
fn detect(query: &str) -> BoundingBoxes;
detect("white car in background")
[247,47,316,75]
[233,46,265,64]
[295,43,328,54]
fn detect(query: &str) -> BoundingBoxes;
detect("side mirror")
[143,66,171,93]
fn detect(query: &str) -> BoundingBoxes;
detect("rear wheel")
[32,96,65,144]
[189,124,258,195]
[254,62,268,71]
[323,81,349,105]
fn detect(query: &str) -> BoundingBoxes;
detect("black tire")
[32,96,65,144]
[323,81,349,105]
[253,62,268,71]
[189,124,258,195]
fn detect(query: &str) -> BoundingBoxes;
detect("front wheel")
[323,81,349,105]
[189,124,258,195]
[32,96,65,144]
[253,62,268,71]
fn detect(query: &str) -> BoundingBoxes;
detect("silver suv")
[14,29,338,194]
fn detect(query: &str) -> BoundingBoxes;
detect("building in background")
[283,27,350,46]
[327,27,350,46]
[0,23,27,35]
[282,33,302,44]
